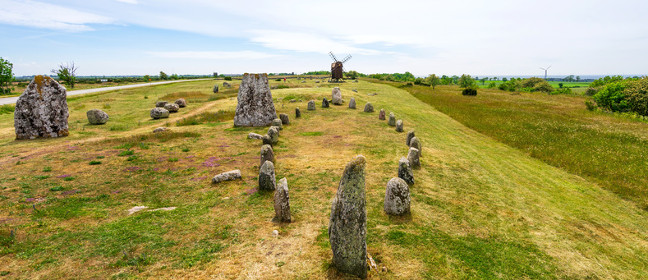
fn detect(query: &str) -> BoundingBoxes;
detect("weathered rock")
[213,85,219,93]
[409,136,422,157]
[364,102,374,113]
[332,87,343,105]
[259,161,276,191]
[153,127,169,133]
[86,109,109,125]
[155,101,168,107]
[263,126,279,146]
[398,157,414,185]
[329,155,367,279]
[322,98,330,108]
[396,120,404,132]
[212,170,242,183]
[352,89,358,93]
[307,100,316,111]
[348,98,356,109]
[270,126,280,137]
[388,113,396,126]
[14,76,69,140]
[150,108,170,119]
[279,113,289,125]
[379,109,386,120]
[248,132,264,140]
[384,177,411,216]
[406,131,415,146]
[223,81,231,88]
[271,118,283,130]
[274,177,291,222]
[164,103,179,113]
[260,144,275,168]
[233,73,277,127]
[295,107,301,118]
[175,98,187,108]
[408,147,420,169]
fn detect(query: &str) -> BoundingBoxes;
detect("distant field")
[476,80,591,94]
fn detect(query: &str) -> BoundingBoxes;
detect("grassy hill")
[0,79,647,279]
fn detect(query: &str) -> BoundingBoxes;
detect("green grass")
[298,131,323,136]
[176,110,235,126]
[0,105,14,115]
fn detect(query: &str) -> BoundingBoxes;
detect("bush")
[224,76,232,81]
[593,81,628,112]
[624,77,648,116]
[551,88,572,95]
[585,100,596,111]
[585,87,598,96]
[462,88,477,96]
[487,82,497,88]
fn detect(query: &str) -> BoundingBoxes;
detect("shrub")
[487,82,497,88]
[624,77,648,116]
[585,87,598,96]
[224,76,232,81]
[585,100,596,111]
[591,75,624,88]
[89,160,102,165]
[551,88,572,95]
[462,88,477,96]
[593,81,628,112]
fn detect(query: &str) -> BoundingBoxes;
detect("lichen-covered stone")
[223,82,231,88]
[396,120,404,132]
[150,108,170,119]
[164,103,179,113]
[271,118,283,130]
[212,170,242,183]
[379,109,386,120]
[295,107,301,118]
[332,87,343,105]
[307,100,316,111]
[409,136,422,157]
[322,98,330,108]
[14,76,69,140]
[408,147,420,169]
[348,98,356,109]
[233,73,277,127]
[263,126,279,146]
[248,132,263,140]
[153,127,168,133]
[384,177,411,216]
[274,178,291,222]
[388,113,396,126]
[86,109,109,125]
[329,155,367,279]
[175,98,187,108]
[155,101,168,107]
[270,126,280,137]
[279,113,289,125]
[398,157,414,185]
[364,102,374,113]
[259,161,276,191]
[406,131,415,146]
[213,85,219,93]
[260,144,275,168]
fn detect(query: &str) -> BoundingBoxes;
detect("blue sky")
[1,0,647,77]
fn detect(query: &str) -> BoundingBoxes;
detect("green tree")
[52,62,78,89]
[0,57,14,95]
[458,74,476,88]
[345,70,359,79]
[159,71,168,80]
[425,74,440,89]
[143,75,151,82]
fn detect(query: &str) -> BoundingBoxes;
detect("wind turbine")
[539,66,551,80]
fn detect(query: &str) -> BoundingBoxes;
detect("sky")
[0,0,647,77]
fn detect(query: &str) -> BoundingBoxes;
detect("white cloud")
[147,50,283,60]
[0,0,114,32]
[248,30,385,55]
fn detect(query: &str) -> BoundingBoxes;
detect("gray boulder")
[212,170,242,183]
[398,157,414,185]
[260,144,275,168]
[348,98,356,109]
[307,100,316,111]
[329,155,367,279]
[409,136,422,157]
[384,177,411,216]
[274,177,291,223]
[248,132,264,140]
[164,103,179,113]
[408,147,420,169]
[155,101,168,107]
[14,76,69,140]
[322,98,330,108]
[279,113,289,125]
[259,161,276,191]
[271,118,283,130]
[332,87,343,105]
[396,120,404,132]
[213,85,219,93]
[153,127,169,133]
[223,81,231,88]
[364,102,374,113]
[86,109,109,125]
[175,98,187,108]
[379,109,386,120]
[233,73,277,127]
[150,108,170,119]
[388,113,396,126]
[406,131,415,146]
[263,126,279,146]
[295,107,301,118]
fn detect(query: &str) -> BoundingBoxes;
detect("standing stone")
[384,177,411,216]
[271,118,283,130]
[408,147,420,169]
[378,109,385,120]
[164,103,180,113]
[175,98,187,108]
[263,126,279,146]
[260,144,275,168]
[274,178,291,223]
[348,98,356,109]
[86,109,109,125]
[14,76,69,140]
[155,101,168,107]
[388,113,396,126]
[279,113,290,125]
[364,102,374,113]
[322,98,330,108]
[150,108,170,119]
[396,120,404,132]
[398,157,414,185]
[329,155,367,279]
[233,73,277,127]
[307,100,316,111]
[332,87,343,105]
[409,136,422,157]
[295,107,301,118]
[213,85,219,93]
[259,161,276,191]
[406,131,415,146]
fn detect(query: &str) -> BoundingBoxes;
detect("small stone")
[396,120,404,132]
[213,85,219,93]
[408,147,420,169]
[223,81,231,88]
[248,132,264,140]
[271,118,283,130]
[259,161,276,191]
[212,170,242,183]
[274,177,291,222]
[364,102,374,113]
[289,99,297,103]
[307,100,316,111]
[279,113,289,125]
[264,127,279,146]
[155,101,168,107]
[406,131,415,146]
[384,177,411,216]
[322,98,330,108]
[379,109,386,120]
[352,89,358,93]
[368,93,378,96]
[398,157,414,185]
[272,230,279,236]
[86,109,109,125]
[260,144,275,168]
[153,127,169,133]
[14,75,69,140]
[164,103,180,113]
[348,98,356,109]
[175,98,187,108]
[150,108,170,119]
[388,113,396,126]
[332,87,343,105]
[295,107,301,118]
[409,136,422,157]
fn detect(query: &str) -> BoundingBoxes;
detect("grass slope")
[0,79,646,279]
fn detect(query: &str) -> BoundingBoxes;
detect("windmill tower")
[540,66,551,80]
[329,52,352,82]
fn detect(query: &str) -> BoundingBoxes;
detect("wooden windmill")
[329,51,352,81]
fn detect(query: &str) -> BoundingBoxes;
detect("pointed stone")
[234,73,277,127]
[409,136,422,157]
[348,98,356,109]
[398,157,414,185]
[260,144,275,168]
[259,161,276,191]
[14,75,69,140]
[295,107,301,118]
[384,177,411,216]
[407,147,420,169]
[274,178,291,222]
[406,131,415,146]
[379,109,386,120]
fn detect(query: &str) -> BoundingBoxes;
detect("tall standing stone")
[409,136,422,157]
[407,147,420,169]
[348,98,356,109]
[364,102,374,113]
[332,87,343,105]
[274,178,291,223]
[384,177,411,216]
[388,113,396,126]
[406,131,415,146]
[279,113,290,125]
[379,109,386,120]
[233,73,277,127]
[213,85,219,93]
[259,161,276,191]
[307,100,316,111]
[295,107,301,118]
[396,120,404,132]
[329,155,367,279]
[14,76,69,140]
[260,144,275,168]
[322,98,330,108]
[398,157,414,185]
